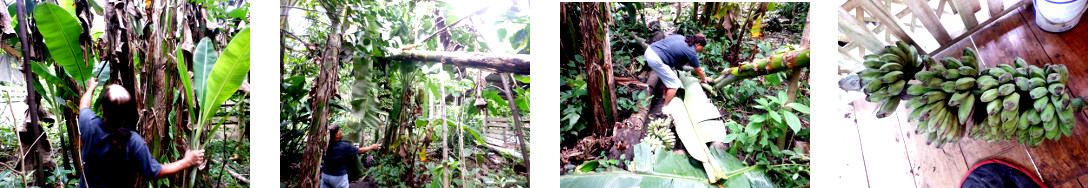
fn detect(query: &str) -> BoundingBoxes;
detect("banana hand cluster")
[970,58,1086,147]
[903,48,980,148]
[861,42,925,118]
[641,117,677,150]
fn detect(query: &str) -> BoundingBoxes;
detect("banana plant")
[559,142,772,187]
[662,71,730,183]
[176,28,250,187]
[35,3,92,84]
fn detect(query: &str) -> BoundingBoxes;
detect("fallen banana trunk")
[382,48,531,74]
[713,48,810,88]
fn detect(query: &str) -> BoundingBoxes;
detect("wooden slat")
[485,117,529,123]
[929,0,1025,55]
[852,98,918,187]
[1079,175,1088,187]
[857,0,924,53]
[892,104,970,187]
[821,96,871,186]
[954,0,979,29]
[486,123,531,128]
[843,0,860,11]
[839,8,886,52]
[937,0,949,18]
[987,0,1005,17]
[1054,180,1085,188]
[903,0,954,45]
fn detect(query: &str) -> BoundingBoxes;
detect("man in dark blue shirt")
[322,124,380,188]
[77,78,204,187]
[645,34,711,105]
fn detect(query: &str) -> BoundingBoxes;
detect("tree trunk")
[382,49,529,75]
[299,2,344,188]
[15,0,52,185]
[713,48,810,88]
[500,73,529,183]
[572,3,617,135]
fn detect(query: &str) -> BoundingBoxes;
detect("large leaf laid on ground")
[35,3,90,82]
[200,28,250,124]
[559,143,772,187]
[663,71,729,183]
[193,37,219,106]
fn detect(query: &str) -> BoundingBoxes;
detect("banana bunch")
[970,58,1087,147]
[903,48,981,148]
[641,117,677,151]
[860,42,925,118]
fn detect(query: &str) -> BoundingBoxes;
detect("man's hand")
[79,78,100,109]
[86,78,98,90]
[701,77,710,84]
[367,144,381,150]
[184,150,206,168]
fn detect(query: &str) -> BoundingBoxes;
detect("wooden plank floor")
[832,5,1088,187]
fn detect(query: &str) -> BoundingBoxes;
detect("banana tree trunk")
[382,49,529,75]
[299,2,344,188]
[713,48,810,88]
[565,2,616,135]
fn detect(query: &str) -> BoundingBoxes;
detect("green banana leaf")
[350,55,374,117]
[198,28,250,125]
[30,62,76,98]
[35,3,90,82]
[192,37,218,106]
[176,48,197,123]
[560,142,772,188]
[92,61,109,85]
[664,71,729,183]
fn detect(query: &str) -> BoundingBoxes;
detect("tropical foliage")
[560,2,810,187]
[280,0,530,187]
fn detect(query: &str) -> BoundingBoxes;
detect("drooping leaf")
[192,37,219,106]
[175,47,196,122]
[35,3,90,82]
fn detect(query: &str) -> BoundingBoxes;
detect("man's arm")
[694,67,710,84]
[357,144,380,154]
[78,78,99,109]
[155,149,204,178]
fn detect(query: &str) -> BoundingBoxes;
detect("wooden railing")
[839,0,1027,62]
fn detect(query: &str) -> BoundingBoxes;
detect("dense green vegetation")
[0,0,250,187]
[280,0,530,187]
[560,2,810,187]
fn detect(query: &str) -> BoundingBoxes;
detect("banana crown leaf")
[350,55,374,117]
[35,3,91,82]
[559,142,772,188]
[193,37,219,106]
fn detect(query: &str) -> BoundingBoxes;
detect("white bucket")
[1035,0,1088,33]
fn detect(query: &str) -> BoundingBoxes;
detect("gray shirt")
[649,35,701,68]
